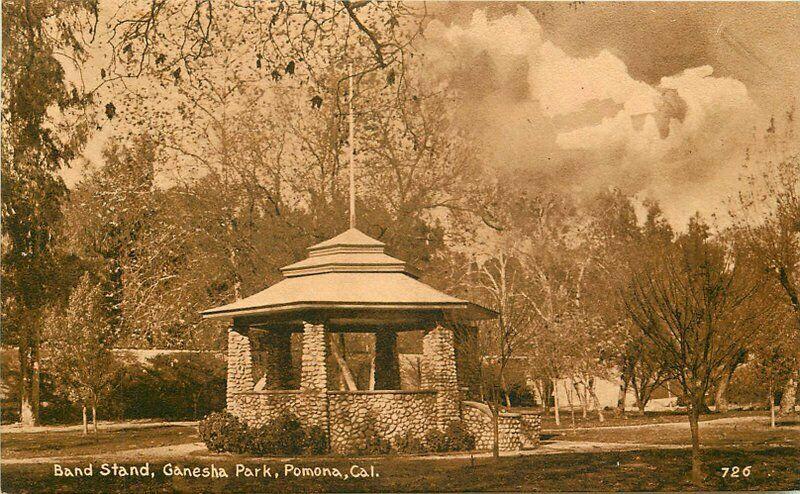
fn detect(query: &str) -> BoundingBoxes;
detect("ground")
[536,408,770,430]
[1,425,197,460]
[1,412,798,493]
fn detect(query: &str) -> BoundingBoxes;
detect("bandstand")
[202,228,539,453]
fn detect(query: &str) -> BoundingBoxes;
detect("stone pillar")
[300,322,329,429]
[422,325,460,429]
[252,330,292,390]
[227,324,254,412]
[374,330,400,390]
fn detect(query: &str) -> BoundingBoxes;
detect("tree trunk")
[32,327,41,423]
[714,379,729,413]
[588,386,605,423]
[329,334,357,391]
[715,364,737,413]
[82,406,88,435]
[563,381,576,430]
[634,391,646,415]
[579,386,588,419]
[532,380,544,409]
[778,372,797,416]
[688,404,704,486]
[553,379,561,426]
[573,380,587,418]
[769,386,776,428]
[541,380,550,415]
[500,373,512,410]
[92,405,98,434]
[491,404,500,460]
[615,375,629,417]
[18,336,35,426]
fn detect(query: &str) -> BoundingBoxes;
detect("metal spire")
[348,63,356,229]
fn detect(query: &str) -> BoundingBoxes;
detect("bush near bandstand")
[392,430,426,454]
[424,422,476,453]
[199,411,329,456]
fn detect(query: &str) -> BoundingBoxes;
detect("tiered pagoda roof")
[201,228,495,327]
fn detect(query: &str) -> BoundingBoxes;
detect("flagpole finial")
[348,63,356,229]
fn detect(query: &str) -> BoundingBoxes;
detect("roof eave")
[201,301,497,321]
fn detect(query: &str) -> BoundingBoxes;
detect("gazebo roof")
[201,228,496,325]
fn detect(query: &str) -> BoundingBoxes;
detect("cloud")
[423,7,766,226]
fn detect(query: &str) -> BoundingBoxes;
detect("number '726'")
[721,466,751,478]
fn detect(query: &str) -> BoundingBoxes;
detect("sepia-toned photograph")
[1,1,799,492]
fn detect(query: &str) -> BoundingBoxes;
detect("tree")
[2,0,95,425]
[474,250,533,409]
[623,332,669,415]
[748,317,798,427]
[66,136,159,340]
[64,136,210,348]
[104,1,423,85]
[44,274,119,434]
[562,312,626,423]
[624,216,770,484]
[586,193,675,417]
[88,1,487,356]
[732,156,800,415]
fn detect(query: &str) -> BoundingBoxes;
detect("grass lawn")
[551,417,800,448]
[537,408,770,430]
[2,414,797,492]
[1,425,199,460]
[1,446,798,492]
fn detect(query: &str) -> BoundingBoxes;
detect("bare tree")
[732,156,800,415]
[473,251,533,409]
[748,316,798,427]
[624,216,771,485]
[625,334,670,415]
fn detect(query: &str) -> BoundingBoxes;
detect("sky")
[64,1,800,228]
[421,2,800,226]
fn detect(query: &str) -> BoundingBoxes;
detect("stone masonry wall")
[228,322,330,431]
[422,326,460,429]
[228,392,299,427]
[227,326,254,401]
[328,391,437,454]
[519,412,542,449]
[298,322,328,429]
[227,322,511,455]
[461,401,522,452]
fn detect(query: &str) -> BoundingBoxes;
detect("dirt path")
[3,415,783,466]
[2,442,209,465]
[541,414,771,433]
[2,439,691,465]
[1,420,198,435]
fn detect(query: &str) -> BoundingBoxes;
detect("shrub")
[246,424,281,455]
[424,422,476,453]
[393,430,426,454]
[423,428,450,453]
[198,411,249,453]
[359,424,392,455]
[106,353,226,422]
[444,421,476,451]
[267,412,308,455]
[199,411,329,456]
[304,425,329,455]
